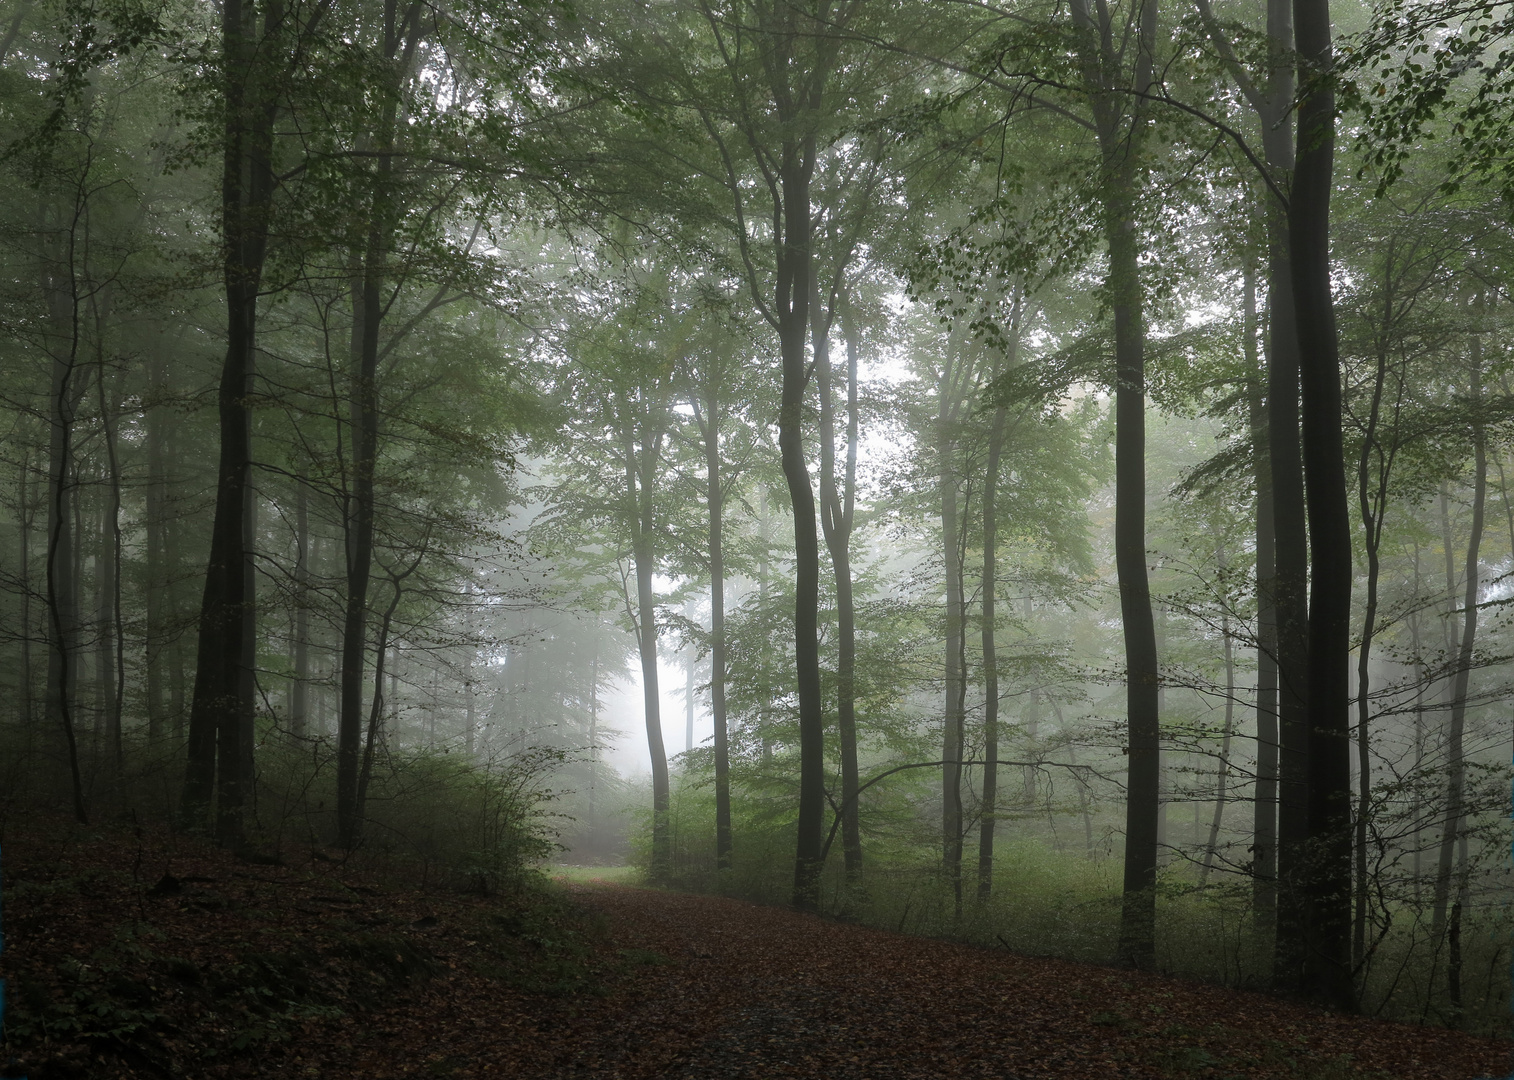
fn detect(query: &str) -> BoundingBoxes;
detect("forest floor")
[2,818,1511,1080]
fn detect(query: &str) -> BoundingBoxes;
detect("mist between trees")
[1,0,1510,1037]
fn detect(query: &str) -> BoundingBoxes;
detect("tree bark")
[183,0,284,844]
[1350,253,1403,967]
[1290,0,1355,1008]
[696,384,733,878]
[1431,348,1484,963]
[978,292,1023,900]
[335,0,421,849]
[43,214,88,824]
[1200,540,1236,888]
[625,413,670,879]
[144,352,170,742]
[777,146,826,913]
[291,480,310,737]
[1196,0,1307,979]
[1069,0,1161,970]
[1247,264,1280,943]
[818,284,863,890]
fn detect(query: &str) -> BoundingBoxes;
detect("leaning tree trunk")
[1291,0,1356,1009]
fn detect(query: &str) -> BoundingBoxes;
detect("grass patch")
[551,864,641,885]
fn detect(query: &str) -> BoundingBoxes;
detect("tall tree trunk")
[1247,263,1280,944]
[19,448,35,734]
[356,576,407,818]
[464,650,476,757]
[1069,0,1161,970]
[757,487,772,765]
[626,420,670,879]
[44,240,87,824]
[183,0,284,844]
[336,240,381,847]
[978,292,1022,899]
[335,0,420,849]
[144,353,169,741]
[93,357,125,775]
[818,284,862,889]
[1432,350,1485,971]
[1351,261,1401,968]
[1200,541,1236,888]
[777,149,825,913]
[933,320,974,915]
[977,399,1007,900]
[239,479,257,800]
[290,480,310,738]
[1291,0,1355,1008]
[941,405,966,914]
[587,643,599,826]
[696,385,733,877]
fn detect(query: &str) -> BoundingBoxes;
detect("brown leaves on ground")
[1,820,1509,1080]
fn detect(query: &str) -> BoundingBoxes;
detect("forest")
[1,0,1512,1064]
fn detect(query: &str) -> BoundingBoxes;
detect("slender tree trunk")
[1352,269,1399,968]
[587,643,599,826]
[1111,171,1161,967]
[1291,0,1355,1007]
[684,596,696,756]
[776,150,826,913]
[1200,543,1236,888]
[1247,264,1280,944]
[625,419,670,879]
[19,442,35,730]
[291,481,310,737]
[238,478,257,801]
[464,652,476,757]
[1069,0,1161,970]
[758,488,773,765]
[977,293,1022,899]
[697,385,733,877]
[1251,0,1314,992]
[1431,354,1485,963]
[335,0,419,849]
[818,285,862,889]
[336,205,385,850]
[940,379,967,917]
[44,243,87,824]
[144,353,169,741]
[356,577,406,818]
[977,399,1007,901]
[90,339,125,776]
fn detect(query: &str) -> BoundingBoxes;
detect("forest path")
[438,881,1511,1080]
